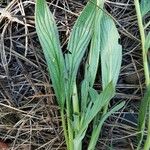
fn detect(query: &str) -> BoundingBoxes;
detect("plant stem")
[72,83,80,133]
[72,82,81,149]
[144,105,150,150]
[134,0,150,149]
[60,109,69,149]
[66,96,74,150]
[72,83,79,115]
[74,141,82,150]
[134,0,150,86]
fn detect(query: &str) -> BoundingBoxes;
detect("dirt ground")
[0,0,148,149]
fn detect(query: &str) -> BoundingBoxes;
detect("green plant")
[134,0,150,149]
[35,0,124,149]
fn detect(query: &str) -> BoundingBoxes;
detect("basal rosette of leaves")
[35,0,124,149]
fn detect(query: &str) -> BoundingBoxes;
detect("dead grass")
[0,0,149,149]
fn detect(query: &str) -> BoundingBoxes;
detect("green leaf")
[89,88,99,103]
[140,0,150,16]
[137,84,150,149]
[88,101,125,150]
[81,79,90,112]
[80,82,115,135]
[100,14,122,89]
[65,0,97,95]
[35,0,66,107]
[145,32,150,52]
[81,1,104,113]
[138,84,150,141]
[74,82,115,147]
[84,1,104,87]
[73,130,86,149]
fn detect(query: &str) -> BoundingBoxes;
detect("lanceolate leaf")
[35,0,66,107]
[65,0,97,95]
[81,1,104,112]
[140,0,150,17]
[84,1,104,87]
[87,11,123,149]
[100,14,122,89]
